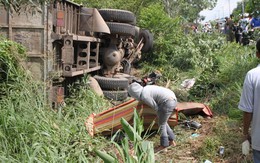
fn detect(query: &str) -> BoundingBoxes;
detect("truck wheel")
[113,73,134,83]
[98,9,136,25]
[106,22,135,36]
[139,29,153,53]
[94,75,129,90]
[103,90,128,101]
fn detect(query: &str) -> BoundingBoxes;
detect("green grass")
[0,79,111,162]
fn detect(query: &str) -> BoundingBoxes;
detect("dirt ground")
[154,118,215,162]
[152,116,253,163]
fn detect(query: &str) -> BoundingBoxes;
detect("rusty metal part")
[102,36,143,76]
[102,44,124,76]
[126,37,143,63]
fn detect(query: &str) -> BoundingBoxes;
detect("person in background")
[238,39,260,162]
[247,13,253,30]
[225,14,235,42]
[251,11,260,29]
[192,25,198,33]
[215,22,220,33]
[239,13,249,33]
[234,21,243,44]
[128,82,177,151]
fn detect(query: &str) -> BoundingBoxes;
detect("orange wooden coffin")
[85,98,212,136]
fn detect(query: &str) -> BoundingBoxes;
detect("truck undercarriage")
[0,0,153,107]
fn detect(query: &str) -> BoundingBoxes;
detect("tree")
[232,0,260,17]
[73,0,157,16]
[162,0,217,22]
[246,0,260,14]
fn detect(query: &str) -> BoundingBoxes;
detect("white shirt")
[239,18,249,32]
[238,64,260,150]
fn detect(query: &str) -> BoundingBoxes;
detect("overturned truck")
[0,0,153,107]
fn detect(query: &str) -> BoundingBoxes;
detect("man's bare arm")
[243,111,253,140]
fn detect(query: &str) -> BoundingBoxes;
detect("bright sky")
[200,0,242,22]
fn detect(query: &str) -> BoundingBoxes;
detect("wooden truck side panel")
[0,5,50,81]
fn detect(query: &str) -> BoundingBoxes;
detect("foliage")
[73,0,157,16]
[138,4,226,75]
[203,43,257,115]
[0,38,26,83]
[163,0,217,22]
[95,109,155,163]
[74,0,216,23]
[185,41,256,113]
[138,3,184,66]
[232,0,260,17]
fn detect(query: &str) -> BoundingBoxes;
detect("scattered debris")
[190,133,200,138]
[179,120,202,130]
[242,140,250,155]
[181,78,196,90]
[219,146,225,155]
[132,71,162,86]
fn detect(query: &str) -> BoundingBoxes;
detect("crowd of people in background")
[190,11,260,46]
[231,11,259,45]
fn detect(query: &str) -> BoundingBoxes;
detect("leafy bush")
[138,4,226,76]
[138,3,184,66]
[95,109,155,163]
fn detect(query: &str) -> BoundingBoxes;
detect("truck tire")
[139,29,153,53]
[113,73,134,83]
[93,75,129,90]
[103,90,128,101]
[98,9,136,25]
[106,22,135,36]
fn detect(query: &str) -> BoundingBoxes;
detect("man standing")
[128,82,177,151]
[238,39,260,162]
[225,14,235,42]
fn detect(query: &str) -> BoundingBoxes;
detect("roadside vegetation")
[0,0,259,162]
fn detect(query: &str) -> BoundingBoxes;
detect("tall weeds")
[0,38,109,162]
